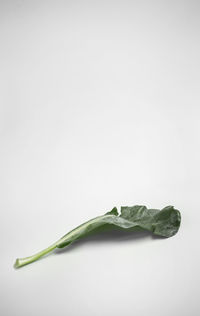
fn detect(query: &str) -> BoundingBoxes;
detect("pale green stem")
[14,215,110,269]
[14,242,58,268]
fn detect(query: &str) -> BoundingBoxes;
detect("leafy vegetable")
[14,205,181,268]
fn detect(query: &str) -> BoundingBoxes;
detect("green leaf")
[120,205,181,237]
[14,204,181,268]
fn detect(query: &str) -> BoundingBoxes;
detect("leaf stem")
[14,242,58,268]
[14,215,109,268]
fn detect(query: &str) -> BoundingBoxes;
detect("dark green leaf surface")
[14,205,181,268]
[57,205,181,248]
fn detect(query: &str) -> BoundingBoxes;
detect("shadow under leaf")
[54,225,164,255]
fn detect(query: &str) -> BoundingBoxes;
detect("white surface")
[0,1,200,315]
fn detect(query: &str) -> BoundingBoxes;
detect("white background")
[0,1,200,315]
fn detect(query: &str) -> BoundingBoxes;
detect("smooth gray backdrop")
[0,1,200,315]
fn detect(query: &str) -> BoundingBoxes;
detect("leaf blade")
[56,205,181,248]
